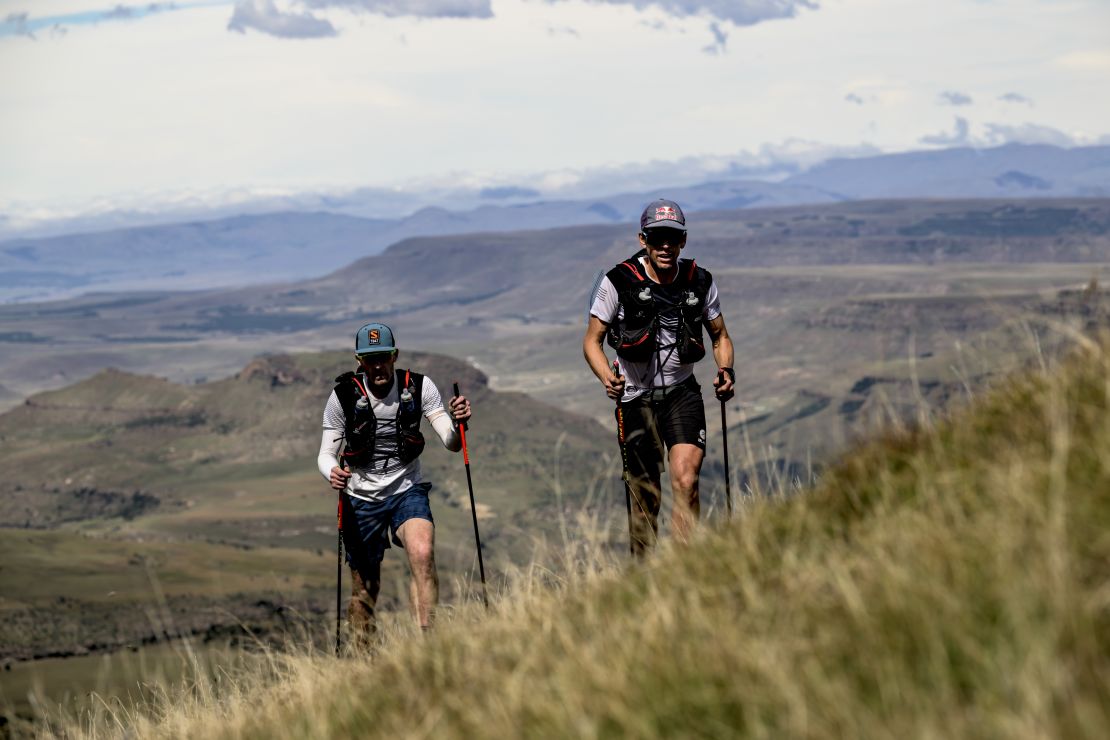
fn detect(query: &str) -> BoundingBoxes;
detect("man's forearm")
[430,413,462,452]
[583,318,615,382]
[584,339,613,381]
[318,428,343,479]
[713,336,734,373]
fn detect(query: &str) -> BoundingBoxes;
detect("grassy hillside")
[45,337,1110,738]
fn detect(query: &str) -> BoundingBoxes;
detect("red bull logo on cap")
[654,206,679,222]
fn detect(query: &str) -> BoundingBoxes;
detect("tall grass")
[38,336,1110,738]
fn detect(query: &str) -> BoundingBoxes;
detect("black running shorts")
[617,375,706,480]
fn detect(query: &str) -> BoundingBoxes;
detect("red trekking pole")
[454,382,489,610]
[335,492,344,655]
[613,360,634,555]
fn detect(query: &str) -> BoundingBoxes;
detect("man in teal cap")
[317,322,471,637]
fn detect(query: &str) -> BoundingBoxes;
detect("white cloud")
[982,122,1076,147]
[939,90,972,106]
[917,118,1082,149]
[228,0,337,37]
[701,19,726,53]
[920,117,971,146]
[103,4,137,19]
[545,0,817,27]
[303,0,493,18]
[839,79,910,107]
[999,92,1032,106]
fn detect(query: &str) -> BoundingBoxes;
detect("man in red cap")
[583,199,734,554]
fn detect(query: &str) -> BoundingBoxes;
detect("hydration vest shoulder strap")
[395,368,424,430]
[333,370,364,422]
[684,258,697,284]
[607,249,650,290]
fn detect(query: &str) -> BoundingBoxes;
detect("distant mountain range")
[789,144,1110,199]
[2,143,1108,303]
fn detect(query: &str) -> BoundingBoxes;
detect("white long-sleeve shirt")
[317,375,459,502]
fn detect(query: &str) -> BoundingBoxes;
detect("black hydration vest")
[605,249,712,364]
[333,368,425,470]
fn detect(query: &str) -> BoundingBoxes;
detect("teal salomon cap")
[354,323,397,355]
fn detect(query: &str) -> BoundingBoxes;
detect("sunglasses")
[357,351,396,364]
[642,229,686,248]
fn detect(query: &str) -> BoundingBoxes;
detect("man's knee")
[670,447,704,494]
[672,467,700,496]
[401,523,436,573]
[410,540,435,570]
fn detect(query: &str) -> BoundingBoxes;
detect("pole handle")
[611,359,623,407]
[452,381,469,432]
[453,381,470,465]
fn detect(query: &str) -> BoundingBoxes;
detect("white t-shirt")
[317,375,458,502]
[590,255,721,403]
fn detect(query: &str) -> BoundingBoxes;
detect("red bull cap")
[639,198,687,232]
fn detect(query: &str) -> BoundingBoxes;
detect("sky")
[1,0,1108,231]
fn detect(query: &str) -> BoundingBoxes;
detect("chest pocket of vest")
[676,317,706,363]
[606,286,658,362]
[341,397,377,468]
[676,291,706,363]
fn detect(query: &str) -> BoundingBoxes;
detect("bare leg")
[396,518,438,629]
[348,561,381,648]
[668,443,704,544]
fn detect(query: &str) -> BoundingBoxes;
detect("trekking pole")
[613,360,634,555]
[454,382,489,610]
[718,370,733,519]
[335,492,344,656]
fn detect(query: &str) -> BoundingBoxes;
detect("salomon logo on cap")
[355,323,397,355]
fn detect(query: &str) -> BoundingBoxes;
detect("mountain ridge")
[5,143,1109,303]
